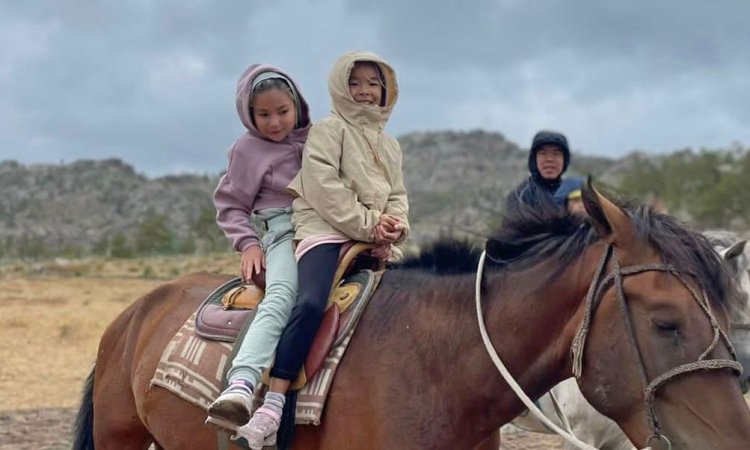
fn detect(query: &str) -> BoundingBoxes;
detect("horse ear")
[721,240,747,261]
[581,177,634,245]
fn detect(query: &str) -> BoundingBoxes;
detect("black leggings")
[269,243,342,381]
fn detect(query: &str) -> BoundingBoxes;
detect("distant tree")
[110,232,133,258]
[16,234,49,259]
[617,150,750,229]
[619,158,665,203]
[1,237,13,258]
[697,152,750,227]
[734,154,750,224]
[92,235,109,256]
[134,214,175,255]
[190,206,231,253]
[664,151,721,212]
[177,236,197,255]
[58,243,85,259]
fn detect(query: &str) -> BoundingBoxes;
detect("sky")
[2,0,749,176]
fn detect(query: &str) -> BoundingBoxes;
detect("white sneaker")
[206,383,253,430]
[241,406,281,450]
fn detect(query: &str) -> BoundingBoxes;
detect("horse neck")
[474,247,601,425]
[354,250,600,443]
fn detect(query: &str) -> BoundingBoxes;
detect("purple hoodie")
[213,64,311,252]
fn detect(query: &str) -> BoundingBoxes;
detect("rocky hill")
[0,158,220,257]
[0,130,646,258]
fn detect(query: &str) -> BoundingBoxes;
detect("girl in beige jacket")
[241,51,409,449]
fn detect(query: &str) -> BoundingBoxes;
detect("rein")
[474,250,598,450]
[476,244,743,450]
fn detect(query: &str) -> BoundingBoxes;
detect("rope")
[475,251,599,450]
[645,359,743,406]
[571,245,612,377]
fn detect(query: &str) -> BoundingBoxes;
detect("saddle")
[195,242,384,389]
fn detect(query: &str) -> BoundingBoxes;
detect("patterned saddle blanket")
[150,269,382,426]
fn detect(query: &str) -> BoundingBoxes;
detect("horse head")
[573,180,750,449]
[715,237,750,392]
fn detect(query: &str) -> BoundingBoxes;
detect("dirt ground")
[0,255,236,449]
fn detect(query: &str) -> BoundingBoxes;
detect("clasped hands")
[371,213,405,260]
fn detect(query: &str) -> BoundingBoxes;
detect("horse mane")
[397,200,738,311]
[498,201,739,310]
[395,237,483,274]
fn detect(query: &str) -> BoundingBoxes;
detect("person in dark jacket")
[505,130,570,214]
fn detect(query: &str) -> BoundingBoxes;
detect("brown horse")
[74,185,750,449]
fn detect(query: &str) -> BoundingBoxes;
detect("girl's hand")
[374,224,401,244]
[377,214,404,233]
[240,245,265,282]
[370,243,392,261]
[374,214,405,244]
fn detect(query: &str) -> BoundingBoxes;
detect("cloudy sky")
[2,0,749,176]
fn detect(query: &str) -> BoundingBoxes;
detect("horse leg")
[143,386,246,450]
[92,364,153,449]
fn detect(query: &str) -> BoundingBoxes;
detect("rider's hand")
[378,214,404,233]
[240,245,265,282]
[374,224,401,244]
[370,244,392,261]
[374,214,404,244]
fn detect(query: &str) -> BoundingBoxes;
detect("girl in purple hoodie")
[206,64,311,435]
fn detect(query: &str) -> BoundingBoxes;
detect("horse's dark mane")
[397,200,738,310]
[395,238,483,274]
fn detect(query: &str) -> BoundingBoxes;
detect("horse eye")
[652,318,680,333]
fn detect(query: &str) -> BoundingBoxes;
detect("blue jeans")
[270,243,342,381]
[226,207,297,388]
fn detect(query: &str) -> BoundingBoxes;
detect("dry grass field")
[0,253,238,412]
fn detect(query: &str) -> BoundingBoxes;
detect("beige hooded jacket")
[287,51,409,243]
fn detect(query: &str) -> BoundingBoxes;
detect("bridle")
[476,243,743,450]
[570,243,742,447]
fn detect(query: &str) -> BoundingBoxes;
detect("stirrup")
[205,415,240,434]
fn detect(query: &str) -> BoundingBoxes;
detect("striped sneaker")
[205,380,254,431]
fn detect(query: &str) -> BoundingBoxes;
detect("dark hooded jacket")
[505,130,570,214]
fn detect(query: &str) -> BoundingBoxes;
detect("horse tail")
[72,365,96,450]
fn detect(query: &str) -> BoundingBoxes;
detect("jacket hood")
[328,51,398,130]
[527,130,570,186]
[235,64,311,141]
